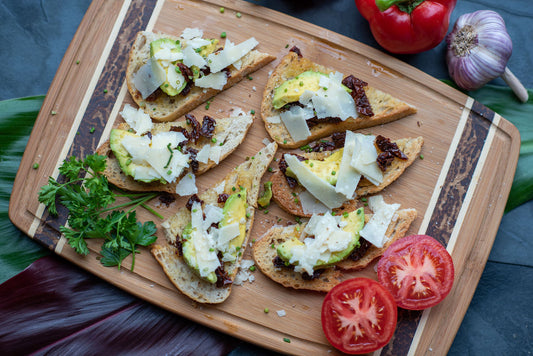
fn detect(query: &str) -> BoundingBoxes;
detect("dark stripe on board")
[34,0,158,250]
[383,100,495,355]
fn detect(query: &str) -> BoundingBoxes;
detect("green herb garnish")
[38,154,160,270]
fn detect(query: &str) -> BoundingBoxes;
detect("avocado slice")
[150,38,186,96]
[219,188,247,257]
[285,149,343,186]
[109,128,164,184]
[181,189,248,284]
[257,181,273,207]
[272,71,325,110]
[276,207,365,269]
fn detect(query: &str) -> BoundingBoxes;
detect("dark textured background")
[1,0,531,354]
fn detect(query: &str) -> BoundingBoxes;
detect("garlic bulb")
[446,10,528,103]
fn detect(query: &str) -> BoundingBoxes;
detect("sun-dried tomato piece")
[342,75,374,117]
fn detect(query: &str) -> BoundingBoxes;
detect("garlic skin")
[446,10,512,91]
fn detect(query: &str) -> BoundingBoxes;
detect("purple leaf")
[0,256,240,355]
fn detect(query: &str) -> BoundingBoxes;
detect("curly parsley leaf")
[38,153,160,270]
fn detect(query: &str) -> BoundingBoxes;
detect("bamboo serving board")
[9,0,520,354]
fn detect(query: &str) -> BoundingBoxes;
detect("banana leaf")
[465,86,533,212]
[0,96,49,283]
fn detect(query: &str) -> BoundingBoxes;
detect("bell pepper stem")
[375,0,418,12]
[501,67,529,103]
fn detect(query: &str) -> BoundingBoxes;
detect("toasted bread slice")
[261,51,417,148]
[151,142,278,304]
[252,208,417,292]
[127,31,276,122]
[96,111,254,193]
[271,135,423,217]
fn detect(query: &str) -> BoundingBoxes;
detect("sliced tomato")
[321,278,397,354]
[377,234,454,310]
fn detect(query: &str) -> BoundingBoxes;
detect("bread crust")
[126,31,276,122]
[95,112,254,194]
[271,136,424,217]
[151,142,278,303]
[252,208,417,292]
[261,51,417,148]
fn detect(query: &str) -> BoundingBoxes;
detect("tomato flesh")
[377,234,454,310]
[321,278,397,354]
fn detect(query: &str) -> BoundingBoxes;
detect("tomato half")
[377,234,454,310]
[321,278,397,354]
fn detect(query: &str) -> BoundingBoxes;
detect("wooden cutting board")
[9,0,520,354]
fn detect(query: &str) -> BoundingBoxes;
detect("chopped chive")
[32,163,39,169]
[103,89,108,94]
[264,308,269,313]
[283,338,291,343]
[211,137,217,143]
[90,127,95,134]
[419,154,425,160]
[236,12,242,18]
[249,266,256,272]
[250,109,255,114]
[164,143,173,168]
[220,7,225,13]
[76,60,80,64]
[51,110,57,115]
[220,31,226,38]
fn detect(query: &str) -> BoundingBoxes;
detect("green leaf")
[129,221,158,247]
[100,245,132,268]
[445,82,533,212]
[0,96,49,283]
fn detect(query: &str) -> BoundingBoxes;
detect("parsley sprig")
[38,154,161,270]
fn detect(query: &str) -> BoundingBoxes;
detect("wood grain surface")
[9,0,520,354]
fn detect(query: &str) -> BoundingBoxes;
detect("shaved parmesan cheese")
[279,105,313,142]
[351,134,383,186]
[289,213,353,274]
[182,45,207,69]
[175,172,197,196]
[181,27,203,40]
[194,72,228,90]
[132,60,165,99]
[195,144,211,164]
[360,195,400,248]
[335,131,361,199]
[120,132,189,183]
[189,202,220,278]
[209,145,222,164]
[120,104,153,135]
[130,165,160,182]
[311,73,357,120]
[214,181,226,195]
[186,37,211,49]
[298,190,330,215]
[284,154,346,209]
[153,42,183,63]
[207,37,258,73]
[216,223,241,251]
[203,204,224,230]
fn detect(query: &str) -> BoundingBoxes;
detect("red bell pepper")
[355,0,457,54]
